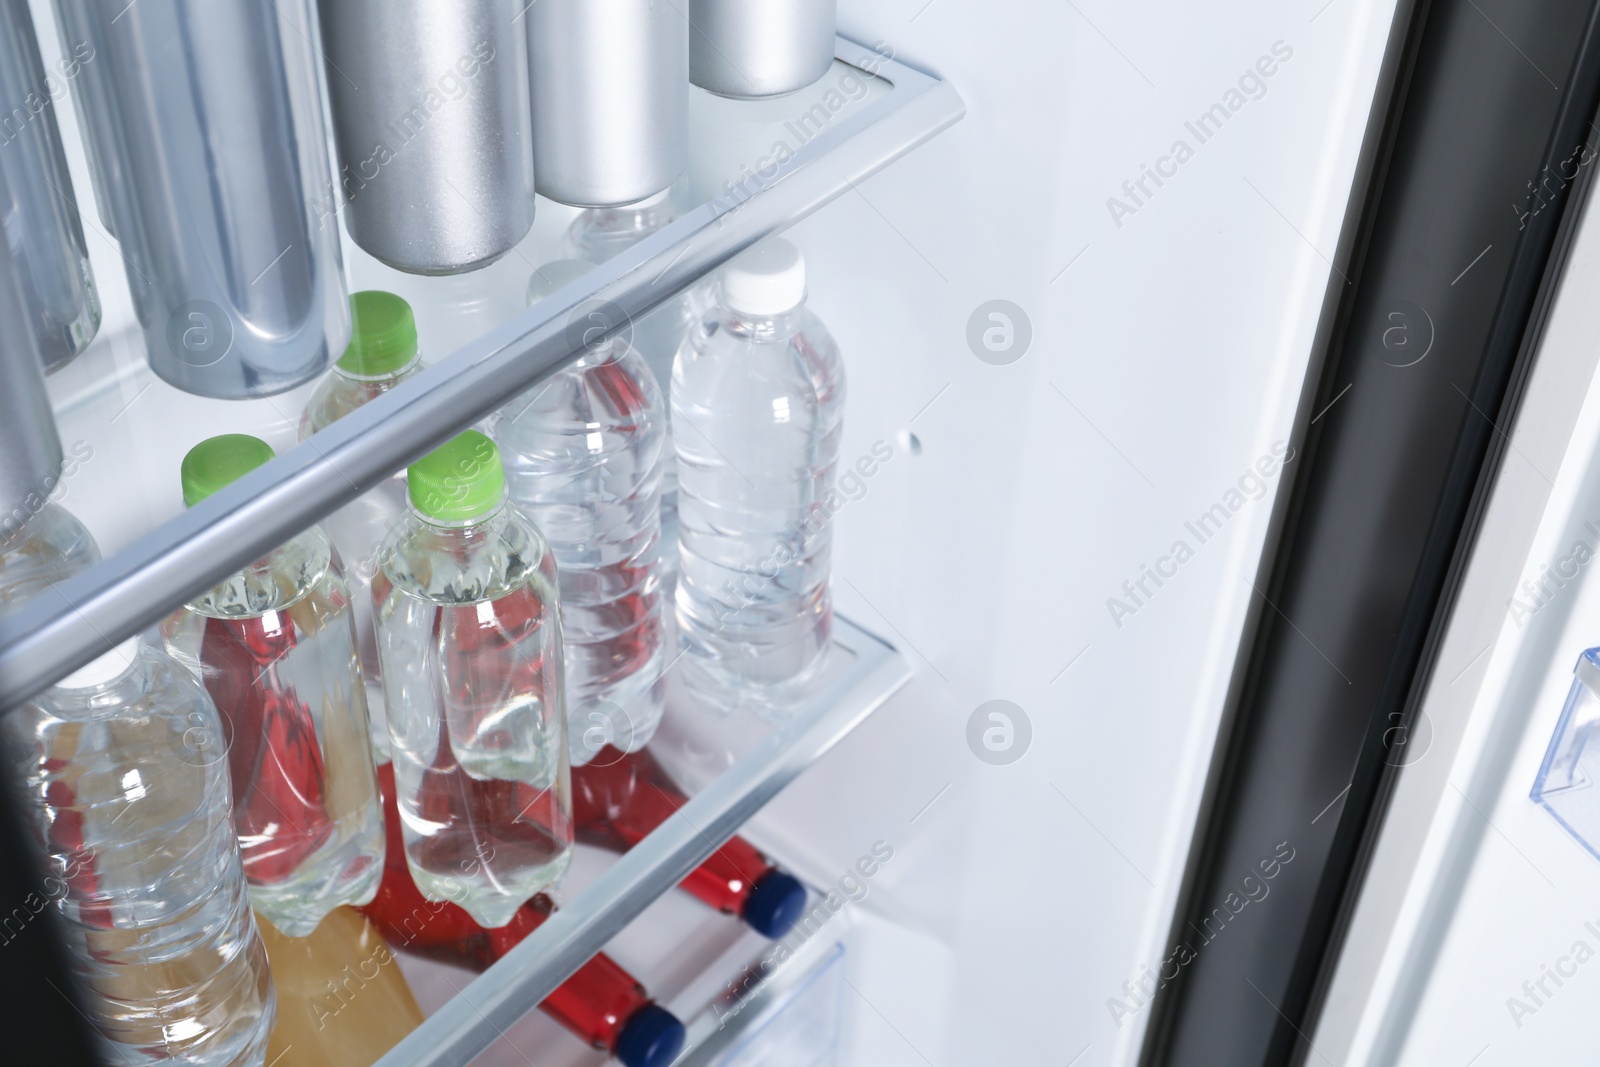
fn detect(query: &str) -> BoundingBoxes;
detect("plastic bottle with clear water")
[373,430,572,928]
[161,435,385,938]
[563,189,691,392]
[2,637,276,1067]
[300,292,423,705]
[0,499,99,612]
[493,260,668,766]
[564,190,697,574]
[672,238,846,717]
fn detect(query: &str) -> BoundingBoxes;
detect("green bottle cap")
[181,434,275,507]
[408,430,505,522]
[339,291,418,378]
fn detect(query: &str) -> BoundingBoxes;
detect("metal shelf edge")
[0,38,965,710]
[372,615,912,1067]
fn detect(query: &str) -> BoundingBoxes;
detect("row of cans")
[0,0,835,402]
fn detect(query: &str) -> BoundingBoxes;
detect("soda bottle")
[373,430,572,928]
[2,637,276,1066]
[258,906,424,1067]
[162,434,385,937]
[672,238,845,717]
[495,260,667,767]
[362,764,685,1067]
[300,290,424,704]
[574,746,807,937]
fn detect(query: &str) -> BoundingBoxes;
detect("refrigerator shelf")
[374,614,910,1067]
[397,862,849,1067]
[0,35,964,708]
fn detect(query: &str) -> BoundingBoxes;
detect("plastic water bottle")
[161,435,385,938]
[494,260,667,766]
[2,637,276,1066]
[563,191,696,391]
[564,189,676,263]
[563,191,696,580]
[300,291,424,713]
[362,763,686,1067]
[0,500,99,612]
[373,431,572,928]
[672,238,845,717]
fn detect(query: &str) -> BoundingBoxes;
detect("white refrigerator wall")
[24,0,1401,1064]
[768,1,1399,1064]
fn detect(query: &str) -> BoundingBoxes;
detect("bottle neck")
[573,336,626,369]
[580,193,675,243]
[408,495,508,531]
[720,304,805,341]
[0,507,40,548]
[191,527,328,617]
[50,657,149,713]
[335,354,421,385]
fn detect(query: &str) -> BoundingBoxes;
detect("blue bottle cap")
[742,870,807,938]
[614,1003,686,1067]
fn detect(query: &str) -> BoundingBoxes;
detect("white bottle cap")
[721,239,806,317]
[55,638,142,691]
[527,259,595,305]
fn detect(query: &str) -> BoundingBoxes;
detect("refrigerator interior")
[16,0,1406,1063]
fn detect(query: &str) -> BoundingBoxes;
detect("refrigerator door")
[1308,96,1600,1067]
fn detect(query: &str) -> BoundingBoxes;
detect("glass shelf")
[373,614,910,1067]
[0,35,964,705]
[0,33,947,1065]
[398,869,848,1067]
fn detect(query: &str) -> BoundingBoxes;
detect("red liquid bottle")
[573,746,808,938]
[163,435,385,939]
[201,613,333,883]
[362,764,684,1067]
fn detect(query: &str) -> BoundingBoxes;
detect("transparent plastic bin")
[691,941,845,1067]
[1533,646,1600,859]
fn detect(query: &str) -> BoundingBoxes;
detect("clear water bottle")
[562,190,696,392]
[2,637,276,1067]
[495,261,667,766]
[373,431,572,928]
[563,191,696,579]
[672,238,845,717]
[161,435,385,937]
[0,500,99,612]
[300,291,423,720]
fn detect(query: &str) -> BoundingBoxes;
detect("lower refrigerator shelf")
[373,614,910,1067]
[398,857,850,1067]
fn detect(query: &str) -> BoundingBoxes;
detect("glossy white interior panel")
[743,1,1399,1064]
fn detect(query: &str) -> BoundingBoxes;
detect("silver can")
[321,0,534,276]
[689,0,836,98]
[0,177,64,519]
[52,0,349,399]
[528,0,688,208]
[0,0,98,374]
